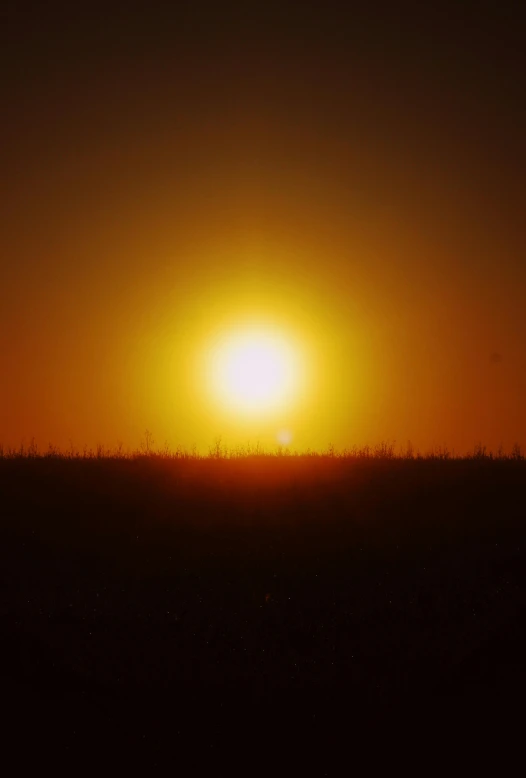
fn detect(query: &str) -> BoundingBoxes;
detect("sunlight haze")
[1,3,525,455]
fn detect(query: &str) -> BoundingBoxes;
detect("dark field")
[1,451,526,766]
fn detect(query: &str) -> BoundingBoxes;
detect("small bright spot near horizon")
[277,429,293,446]
[208,326,302,416]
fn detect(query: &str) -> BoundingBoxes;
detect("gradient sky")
[1,1,525,453]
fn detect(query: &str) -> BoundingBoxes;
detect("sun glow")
[209,327,302,415]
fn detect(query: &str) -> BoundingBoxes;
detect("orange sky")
[1,2,525,454]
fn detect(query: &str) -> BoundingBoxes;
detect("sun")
[209,327,301,414]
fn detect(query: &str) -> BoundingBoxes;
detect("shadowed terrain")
[1,451,526,765]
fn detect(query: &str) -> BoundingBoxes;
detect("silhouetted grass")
[1,440,526,764]
[1,435,524,461]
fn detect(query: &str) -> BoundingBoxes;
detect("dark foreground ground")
[1,454,525,768]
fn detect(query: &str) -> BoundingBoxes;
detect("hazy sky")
[1,1,525,453]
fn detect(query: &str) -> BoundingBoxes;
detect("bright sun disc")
[210,328,300,414]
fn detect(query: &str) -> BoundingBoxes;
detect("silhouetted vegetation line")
[1,437,526,755]
[0,437,524,461]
